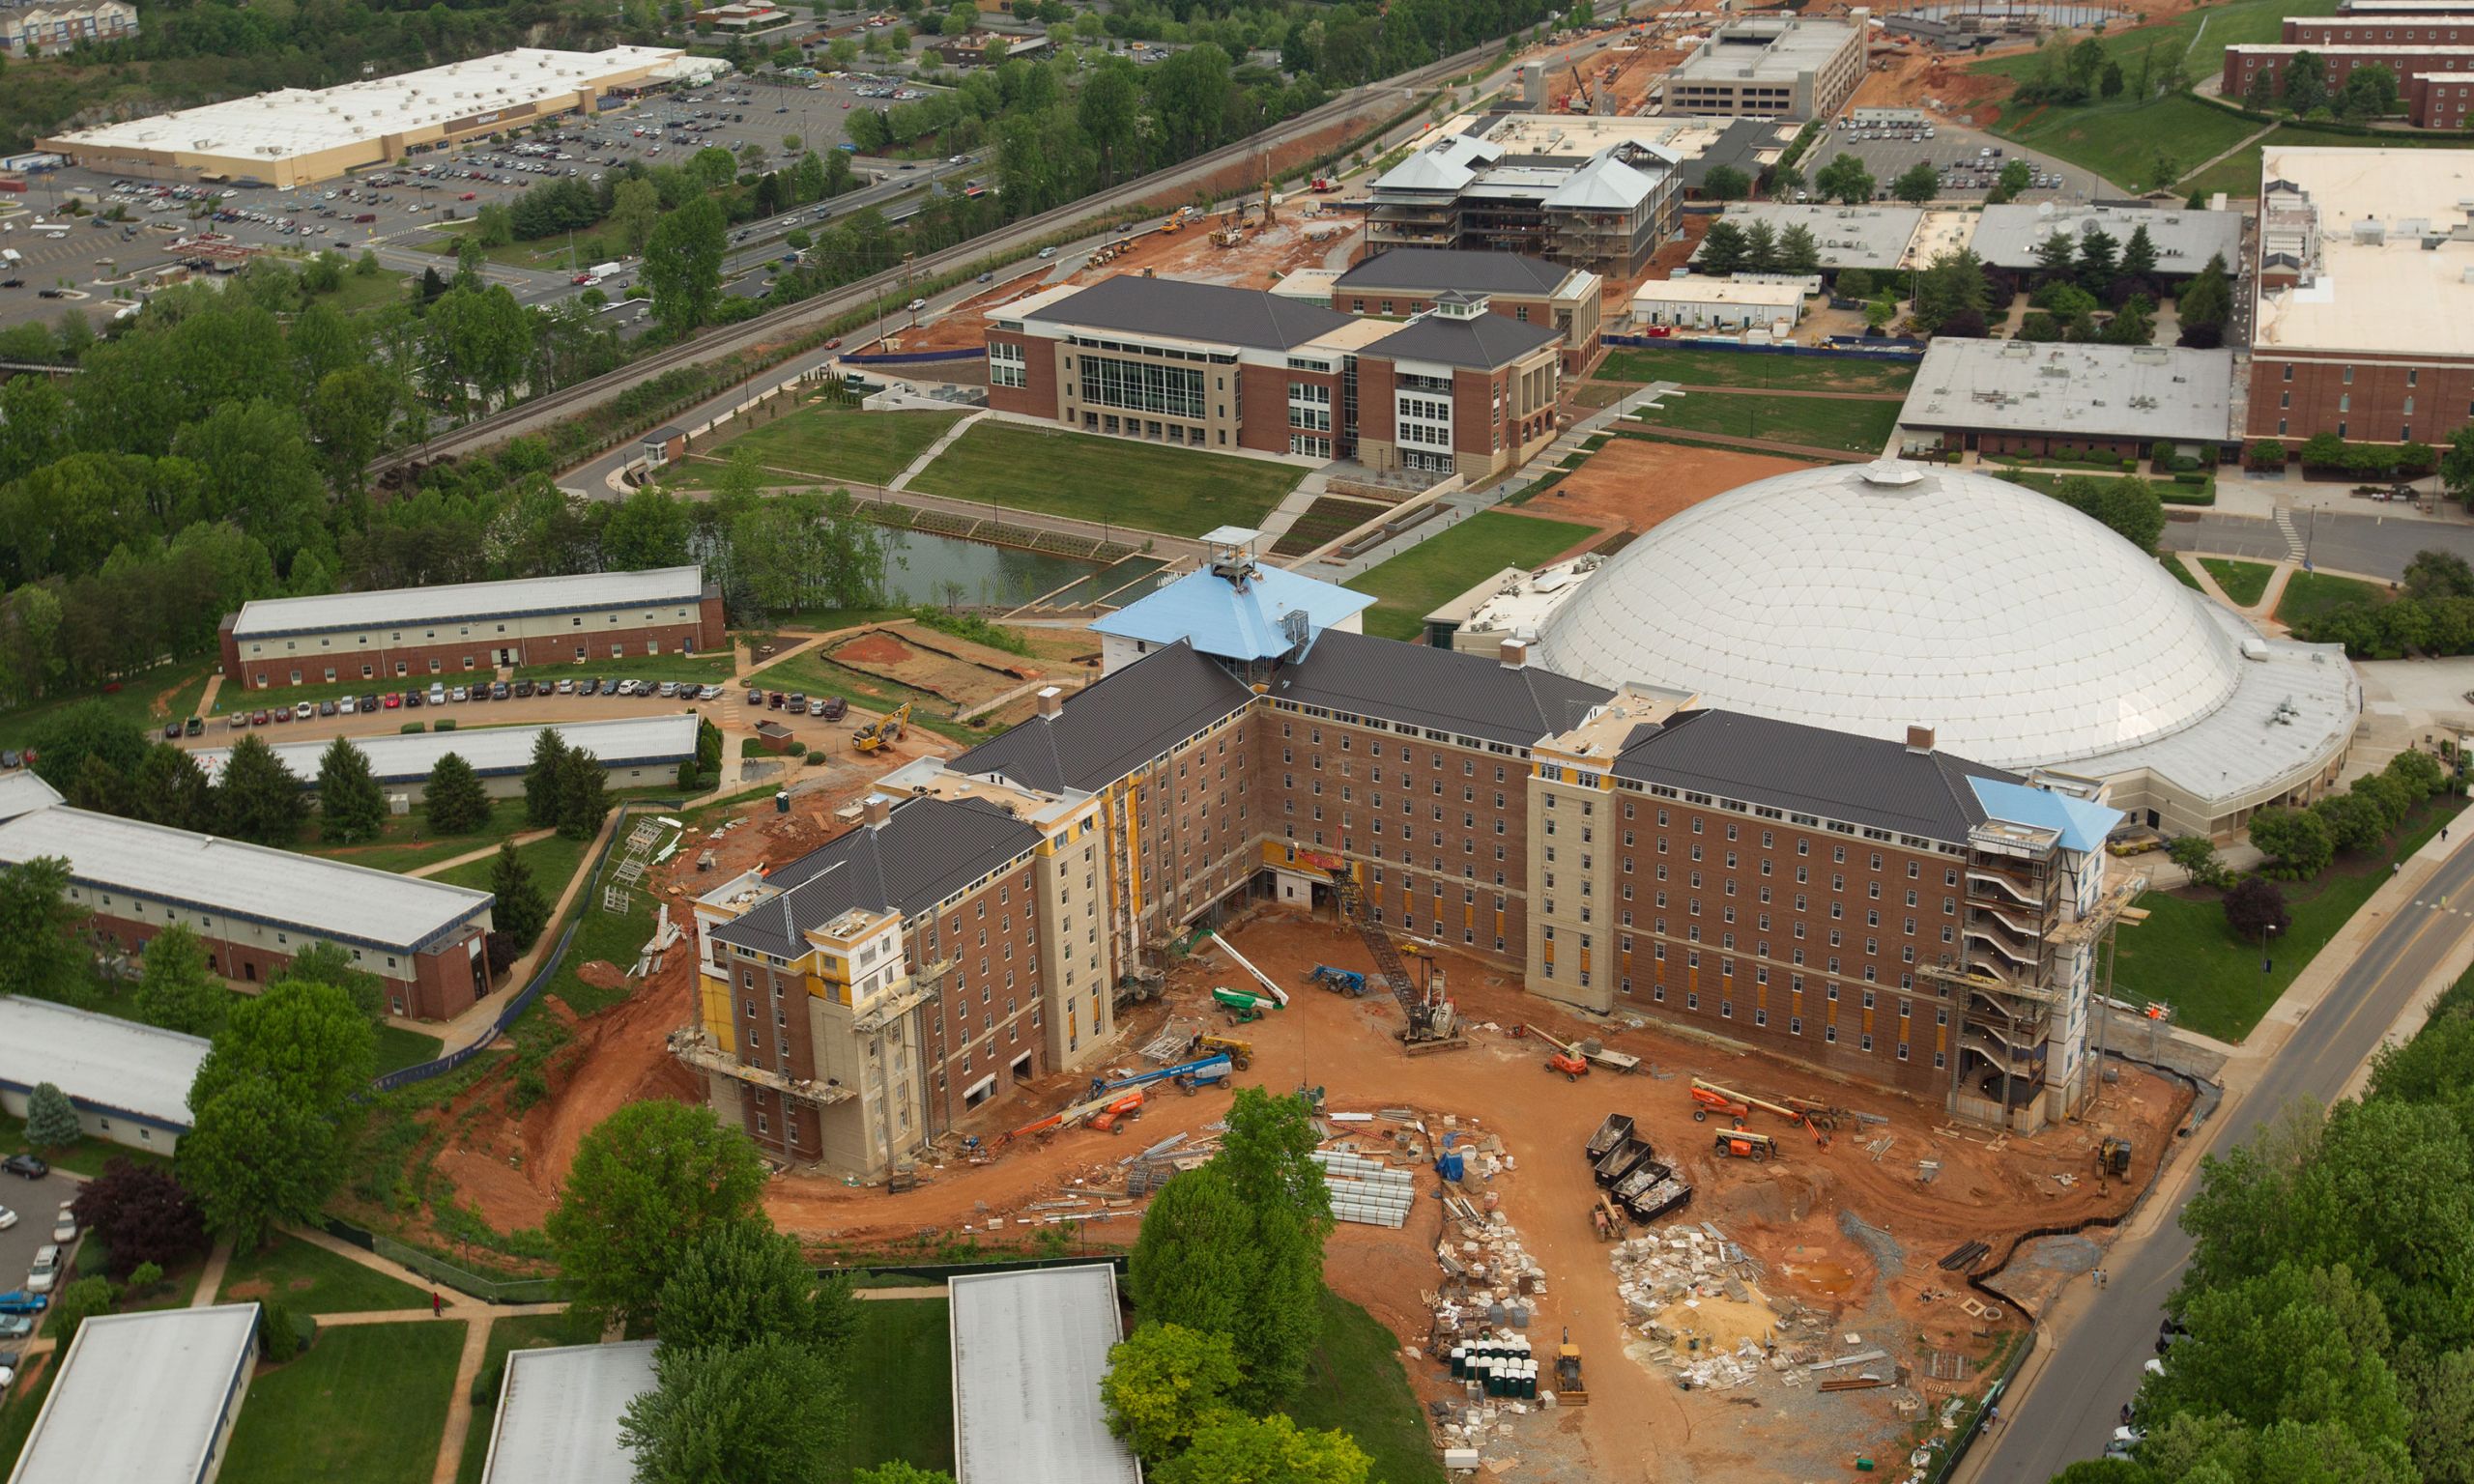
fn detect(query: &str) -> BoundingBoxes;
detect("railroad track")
[369,40,1504,477]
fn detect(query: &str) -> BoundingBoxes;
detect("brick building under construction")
[680,524,2138,1180]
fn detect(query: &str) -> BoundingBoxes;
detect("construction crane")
[851,700,910,755]
[1321,865,1464,1052]
[1689,1076,1830,1147]
[1564,63,1592,113]
[1086,1053,1234,1099]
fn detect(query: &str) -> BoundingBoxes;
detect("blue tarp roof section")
[1967,778,2122,855]
[1091,563,1373,663]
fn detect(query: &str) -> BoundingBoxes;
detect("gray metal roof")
[1272,629,1613,750]
[1670,16,1860,82]
[229,565,708,640]
[1334,248,1582,299]
[949,1265,1141,1484]
[1696,204,1924,271]
[478,1342,659,1484]
[0,995,210,1131]
[1900,340,2236,444]
[0,770,61,821]
[1370,310,1563,369]
[1676,118,1775,190]
[195,715,700,787]
[1611,708,2016,843]
[0,805,493,956]
[1027,273,1355,352]
[954,642,1253,793]
[1969,205,2242,275]
[12,1304,261,1484]
[706,794,1042,957]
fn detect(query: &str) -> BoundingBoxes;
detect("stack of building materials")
[1608,1225,1812,1390]
[1309,1149,1415,1228]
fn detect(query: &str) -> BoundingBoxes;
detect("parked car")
[250,709,271,727]
[557,678,575,695]
[25,1245,59,1296]
[0,1316,33,1342]
[185,716,204,737]
[429,683,447,704]
[383,693,402,708]
[655,681,678,699]
[360,695,380,714]
[818,696,848,721]
[0,1207,14,1230]
[318,699,338,717]
[49,1205,72,1242]
[0,1291,45,1316]
[1,1156,45,1180]
[490,681,509,700]
[338,696,358,715]
[449,686,469,702]
[289,701,311,721]
[162,719,184,740]
[767,691,786,709]
[746,688,763,706]
[404,690,424,708]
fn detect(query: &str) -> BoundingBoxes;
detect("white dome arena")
[1530,463,2246,770]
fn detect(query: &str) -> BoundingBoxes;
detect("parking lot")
[1809,114,2108,204]
[0,1161,77,1356]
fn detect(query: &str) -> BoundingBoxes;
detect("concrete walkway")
[403,826,559,881]
[188,1241,234,1308]
[884,408,989,493]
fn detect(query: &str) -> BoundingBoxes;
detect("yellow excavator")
[852,700,911,755]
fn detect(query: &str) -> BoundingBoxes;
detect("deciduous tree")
[2247,804,2335,880]
[1154,1413,1372,1484]
[0,856,92,1007]
[644,196,729,334]
[2223,876,2291,942]
[70,1158,208,1277]
[1104,1322,1243,1462]
[653,1217,857,1356]
[621,1334,849,1484]
[546,1101,769,1327]
[133,922,230,1037]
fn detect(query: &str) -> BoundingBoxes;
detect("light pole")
[2259,921,2278,974]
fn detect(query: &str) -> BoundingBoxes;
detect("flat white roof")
[1670,16,1858,82]
[49,47,684,165]
[0,995,210,1131]
[231,564,706,640]
[1900,341,2236,443]
[0,770,61,821]
[9,1304,260,1484]
[479,1342,659,1484]
[1696,203,1922,271]
[949,1266,1141,1484]
[2254,145,2474,357]
[1633,277,1806,308]
[0,805,492,955]
[1969,205,2243,275]
[195,714,699,786]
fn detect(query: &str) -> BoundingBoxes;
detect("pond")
[875,527,1169,611]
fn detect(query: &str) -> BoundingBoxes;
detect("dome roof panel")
[1529,466,2243,769]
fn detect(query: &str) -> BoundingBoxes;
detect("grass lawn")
[219,1322,464,1484]
[2166,555,2204,590]
[1633,391,1901,455]
[2200,557,2276,606]
[907,422,1308,538]
[0,655,216,752]
[306,267,411,316]
[1349,511,1597,642]
[537,858,659,1018]
[830,1298,954,1480]
[375,1025,446,1075]
[2116,799,2462,1041]
[663,405,965,489]
[420,220,634,273]
[1271,495,1390,557]
[113,1258,208,1312]
[0,1363,54,1478]
[434,827,590,902]
[2277,569,2389,629]
[218,1232,429,1314]
[1597,346,1916,394]
[1285,1288,1446,1484]
[453,1310,604,1484]
[0,1109,173,1177]
[296,797,536,874]
[1978,93,2259,194]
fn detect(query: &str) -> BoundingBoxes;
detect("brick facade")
[2224,43,2474,97]
[2248,352,2474,444]
[222,588,726,693]
[87,910,491,1021]
[2287,14,2474,43]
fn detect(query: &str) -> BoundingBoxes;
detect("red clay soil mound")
[832,631,916,667]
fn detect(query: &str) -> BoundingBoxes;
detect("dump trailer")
[1584,1113,1636,1164]
[1593,1130,1654,1187]
[1619,1163,1695,1223]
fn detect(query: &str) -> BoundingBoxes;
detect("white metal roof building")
[194,715,699,796]
[228,566,709,642]
[949,1265,1141,1484]
[8,1303,260,1484]
[1630,276,1806,329]
[1693,204,1925,271]
[1897,341,2238,450]
[0,770,61,822]
[0,805,494,956]
[1530,464,2358,836]
[477,1341,659,1484]
[1970,204,2244,279]
[41,47,696,187]
[0,995,211,1150]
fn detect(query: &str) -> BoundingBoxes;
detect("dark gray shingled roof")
[1332,248,1578,299]
[951,641,1254,794]
[1271,629,1612,749]
[707,795,1042,957]
[1368,311,1564,369]
[1610,709,2020,843]
[1033,274,1356,352]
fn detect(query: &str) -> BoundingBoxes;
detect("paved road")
[2165,509,2474,580]
[1971,838,2474,1480]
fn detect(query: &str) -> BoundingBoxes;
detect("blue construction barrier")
[1603,332,1924,363]
[842,345,990,366]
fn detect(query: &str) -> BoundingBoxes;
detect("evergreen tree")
[216,733,304,845]
[1696,219,1748,275]
[2176,253,2233,349]
[556,748,609,842]
[2076,226,2119,295]
[1741,218,1780,273]
[422,751,492,835]
[523,728,569,829]
[488,842,550,952]
[25,1081,81,1149]
[2119,224,2159,285]
[131,745,215,833]
[2032,230,2079,283]
[1778,224,1821,274]
[315,735,386,844]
